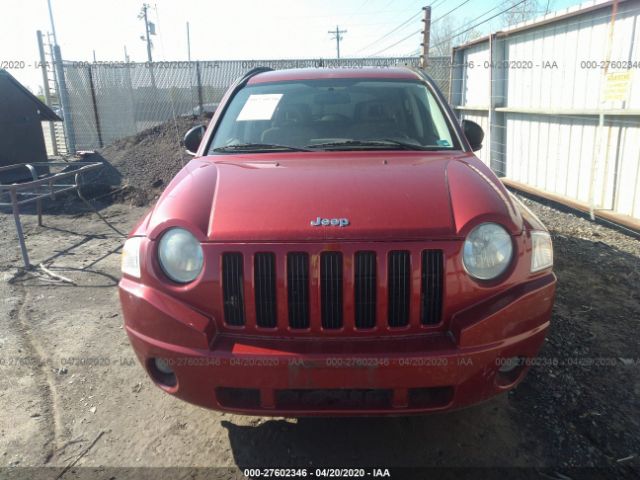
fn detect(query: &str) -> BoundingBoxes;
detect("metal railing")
[0,161,108,268]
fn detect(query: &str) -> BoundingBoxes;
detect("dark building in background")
[0,69,62,182]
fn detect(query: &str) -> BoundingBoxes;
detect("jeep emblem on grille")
[310,217,350,227]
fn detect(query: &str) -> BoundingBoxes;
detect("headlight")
[121,237,143,278]
[530,231,553,272]
[463,223,513,280]
[157,228,204,283]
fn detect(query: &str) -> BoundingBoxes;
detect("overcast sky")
[3,0,582,92]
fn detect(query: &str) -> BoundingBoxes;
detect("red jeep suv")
[119,67,556,415]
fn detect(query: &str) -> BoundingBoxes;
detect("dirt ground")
[83,115,208,206]
[0,188,638,477]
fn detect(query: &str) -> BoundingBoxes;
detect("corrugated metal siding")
[460,43,491,108]
[612,121,640,217]
[505,4,640,110]
[452,0,640,222]
[456,42,492,167]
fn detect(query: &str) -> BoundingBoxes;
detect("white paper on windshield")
[236,94,283,121]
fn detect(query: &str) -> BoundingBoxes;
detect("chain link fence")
[56,56,451,152]
[424,56,450,95]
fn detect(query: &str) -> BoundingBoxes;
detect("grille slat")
[321,252,343,329]
[222,253,245,326]
[421,250,444,325]
[388,251,410,327]
[287,253,310,329]
[222,248,444,333]
[355,252,376,328]
[254,253,277,328]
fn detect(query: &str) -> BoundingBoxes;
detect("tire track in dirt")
[9,282,64,463]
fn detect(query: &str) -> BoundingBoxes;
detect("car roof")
[247,66,421,85]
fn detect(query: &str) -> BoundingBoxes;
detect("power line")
[358,0,449,57]
[379,0,398,11]
[355,0,374,13]
[280,5,416,19]
[368,27,422,57]
[403,47,421,56]
[443,3,504,35]
[371,0,527,57]
[429,0,448,9]
[431,0,527,51]
[355,10,423,54]
[342,0,374,26]
[431,0,473,25]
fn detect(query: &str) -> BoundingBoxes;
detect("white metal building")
[450,0,639,228]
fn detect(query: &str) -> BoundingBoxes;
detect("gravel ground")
[510,195,640,467]
[0,181,638,476]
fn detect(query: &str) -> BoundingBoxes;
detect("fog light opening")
[496,356,525,386]
[148,357,177,388]
[498,356,520,373]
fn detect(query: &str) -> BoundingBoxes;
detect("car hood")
[143,151,523,242]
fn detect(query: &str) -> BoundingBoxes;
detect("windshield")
[208,78,458,153]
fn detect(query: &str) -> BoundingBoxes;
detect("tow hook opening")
[148,357,177,388]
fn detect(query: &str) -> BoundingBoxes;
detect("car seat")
[261,103,313,146]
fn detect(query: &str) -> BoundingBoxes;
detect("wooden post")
[421,6,431,69]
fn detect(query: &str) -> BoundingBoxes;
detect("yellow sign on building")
[603,71,633,102]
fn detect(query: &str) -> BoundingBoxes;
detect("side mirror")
[461,120,484,152]
[184,125,206,155]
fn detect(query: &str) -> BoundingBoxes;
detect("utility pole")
[138,3,156,88]
[420,6,431,69]
[186,22,192,61]
[37,30,58,155]
[46,0,75,153]
[47,0,58,45]
[139,3,154,62]
[328,25,347,59]
[186,21,197,114]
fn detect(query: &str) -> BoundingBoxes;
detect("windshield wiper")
[212,143,312,153]
[306,139,445,151]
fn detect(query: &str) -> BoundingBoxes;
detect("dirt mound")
[90,116,207,206]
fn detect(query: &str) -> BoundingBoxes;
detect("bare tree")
[503,0,553,27]
[427,0,554,57]
[429,17,483,57]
